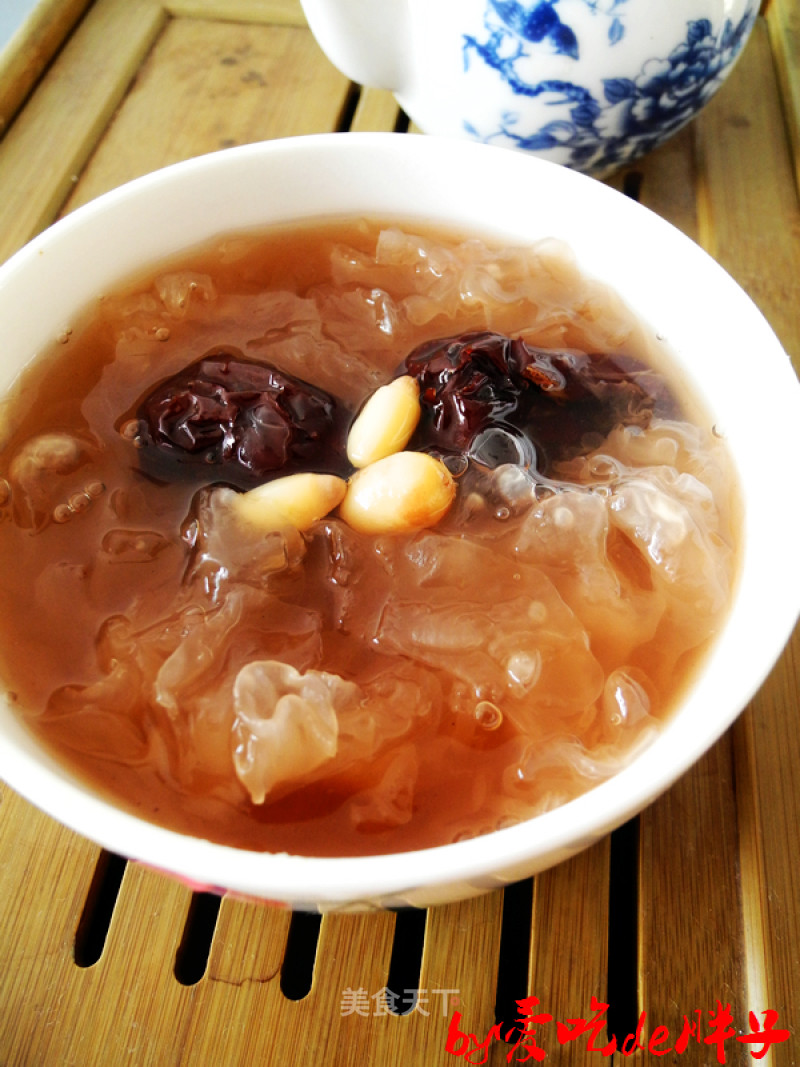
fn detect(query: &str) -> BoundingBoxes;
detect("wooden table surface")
[0,1,798,1064]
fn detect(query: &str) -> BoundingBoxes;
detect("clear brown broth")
[0,219,739,856]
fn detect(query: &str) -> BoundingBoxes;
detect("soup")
[0,221,739,856]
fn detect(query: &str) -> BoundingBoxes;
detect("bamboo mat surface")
[0,1,798,1064]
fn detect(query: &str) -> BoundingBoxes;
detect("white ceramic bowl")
[0,133,798,910]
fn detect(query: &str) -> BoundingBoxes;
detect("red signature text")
[445,996,791,1064]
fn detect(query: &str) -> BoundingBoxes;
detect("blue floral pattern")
[462,1,757,174]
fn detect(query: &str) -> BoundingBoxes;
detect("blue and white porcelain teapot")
[299,0,759,176]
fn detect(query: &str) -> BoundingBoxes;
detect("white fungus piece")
[154,271,216,317]
[153,593,247,720]
[602,669,652,730]
[186,486,308,594]
[514,490,663,665]
[10,432,85,486]
[231,660,363,804]
[375,531,604,725]
[349,745,419,830]
[608,468,732,618]
[8,432,98,527]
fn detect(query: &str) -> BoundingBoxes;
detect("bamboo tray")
[0,2,798,1064]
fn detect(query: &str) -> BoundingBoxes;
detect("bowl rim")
[0,132,798,906]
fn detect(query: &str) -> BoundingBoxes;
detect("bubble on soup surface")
[475,700,504,730]
[469,425,536,470]
[101,529,172,563]
[52,504,73,524]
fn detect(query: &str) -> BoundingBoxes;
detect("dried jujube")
[132,348,349,487]
[402,331,665,473]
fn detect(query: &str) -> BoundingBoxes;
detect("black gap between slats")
[622,168,645,201]
[280,910,322,1001]
[394,108,411,134]
[494,877,534,1037]
[386,906,427,1014]
[606,816,640,1044]
[174,892,222,986]
[337,82,361,132]
[73,850,127,968]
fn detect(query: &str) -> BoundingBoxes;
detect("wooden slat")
[625,80,748,1067]
[164,0,306,25]
[205,894,292,986]
[637,740,748,1061]
[61,13,351,212]
[0,789,101,1061]
[767,0,800,192]
[683,21,800,1065]
[415,891,504,1066]
[0,809,200,1067]
[733,639,800,1066]
[695,19,800,367]
[350,87,402,133]
[732,702,777,1052]
[45,866,197,1066]
[525,842,611,1065]
[187,907,400,1065]
[0,0,167,264]
[608,22,800,1064]
[300,910,400,1064]
[607,63,752,1067]
[609,124,700,244]
[0,0,93,135]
